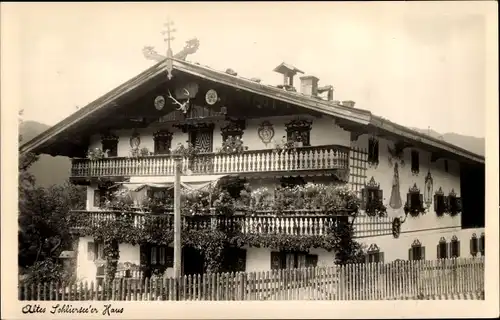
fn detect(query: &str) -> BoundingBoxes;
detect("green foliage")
[216,136,248,155]
[332,220,366,265]
[21,258,74,286]
[18,182,86,268]
[87,147,105,161]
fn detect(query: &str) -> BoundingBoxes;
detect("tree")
[18,109,86,277]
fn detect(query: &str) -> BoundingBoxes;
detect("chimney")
[341,100,356,108]
[300,76,319,96]
[318,85,334,101]
[273,62,304,89]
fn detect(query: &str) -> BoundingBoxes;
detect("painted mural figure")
[389,162,403,209]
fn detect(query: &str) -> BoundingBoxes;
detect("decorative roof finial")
[161,18,176,80]
[142,20,200,80]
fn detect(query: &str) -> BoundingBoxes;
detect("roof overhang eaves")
[20,60,168,154]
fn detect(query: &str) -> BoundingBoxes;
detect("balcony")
[71,145,349,179]
[68,210,393,238]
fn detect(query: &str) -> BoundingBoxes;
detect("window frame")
[437,237,448,259]
[271,251,318,270]
[361,177,384,216]
[153,130,173,155]
[284,119,312,147]
[449,235,460,258]
[367,137,379,166]
[150,245,174,268]
[101,133,119,157]
[408,239,425,261]
[365,244,384,263]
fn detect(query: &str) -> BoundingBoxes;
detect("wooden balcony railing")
[71,145,349,178]
[68,210,393,238]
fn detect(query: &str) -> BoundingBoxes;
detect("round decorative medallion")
[392,218,401,238]
[205,89,218,105]
[154,95,165,110]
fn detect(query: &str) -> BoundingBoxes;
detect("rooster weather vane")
[142,19,200,80]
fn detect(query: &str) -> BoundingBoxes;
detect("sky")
[8,2,491,138]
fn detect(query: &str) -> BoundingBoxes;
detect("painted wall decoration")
[424,171,433,209]
[130,131,141,148]
[392,218,401,238]
[387,141,407,167]
[205,89,218,105]
[258,121,275,146]
[389,162,403,209]
[154,95,165,110]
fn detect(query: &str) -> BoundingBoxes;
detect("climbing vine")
[71,182,366,276]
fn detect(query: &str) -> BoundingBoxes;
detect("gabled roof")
[20,58,484,165]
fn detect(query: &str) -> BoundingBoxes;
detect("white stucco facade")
[74,113,483,281]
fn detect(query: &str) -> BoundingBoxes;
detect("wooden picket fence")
[19,257,484,301]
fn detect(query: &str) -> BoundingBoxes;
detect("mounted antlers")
[167,89,190,114]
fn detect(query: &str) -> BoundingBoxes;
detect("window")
[93,189,108,208]
[153,130,173,155]
[361,177,384,216]
[222,247,247,272]
[480,233,485,256]
[87,241,104,261]
[447,189,462,215]
[437,237,448,259]
[408,239,425,261]
[470,233,479,257]
[433,187,447,216]
[189,127,214,153]
[220,120,245,142]
[285,119,312,147]
[150,245,173,267]
[367,137,379,166]
[365,244,384,263]
[101,133,118,157]
[450,235,460,258]
[271,251,318,270]
[405,183,424,215]
[411,150,419,174]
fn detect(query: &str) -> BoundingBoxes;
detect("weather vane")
[142,19,201,80]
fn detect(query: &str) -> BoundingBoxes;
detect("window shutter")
[87,242,96,260]
[374,140,379,162]
[408,248,413,261]
[456,241,461,258]
[436,244,440,259]
[377,190,383,203]
[421,246,426,260]
[446,242,452,259]
[445,196,451,211]
[159,246,166,265]
[433,194,438,212]
[271,252,282,270]
[364,253,370,264]
[456,197,462,212]
[406,193,412,207]
[151,246,157,265]
[165,247,174,268]
[361,188,368,210]
[480,235,485,256]
[378,252,385,263]
[470,237,478,257]
[236,249,247,272]
[419,194,424,207]
[93,190,101,207]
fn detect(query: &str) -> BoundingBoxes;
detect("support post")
[173,156,182,278]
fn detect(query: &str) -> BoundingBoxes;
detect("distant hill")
[19,121,71,188]
[411,127,485,157]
